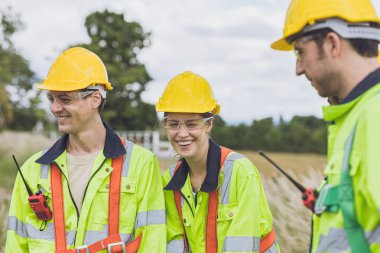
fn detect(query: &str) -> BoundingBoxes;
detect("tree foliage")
[212,115,327,154]
[0,7,45,130]
[71,10,156,130]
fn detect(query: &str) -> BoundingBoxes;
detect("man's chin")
[57,125,70,134]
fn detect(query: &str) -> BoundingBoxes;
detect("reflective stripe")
[222,236,260,252]
[40,164,49,179]
[135,209,166,228]
[169,164,177,177]
[84,225,133,245]
[220,153,245,205]
[122,141,134,177]
[40,149,50,179]
[167,239,186,253]
[7,216,75,244]
[316,228,350,253]
[317,226,380,253]
[263,241,280,253]
[367,225,380,244]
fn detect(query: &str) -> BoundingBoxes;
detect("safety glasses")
[292,34,315,61]
[46,90,95,106]
[161,117,213,131]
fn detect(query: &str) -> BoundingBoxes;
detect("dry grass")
[0,132,326,253]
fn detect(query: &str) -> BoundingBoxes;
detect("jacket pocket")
[90,178,137,234]
[217,203,237,240]
[27,238,55,253]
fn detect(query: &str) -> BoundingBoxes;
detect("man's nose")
[50,99,63,113]
[296,58,305,76]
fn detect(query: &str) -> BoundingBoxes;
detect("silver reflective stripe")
[341,127,355,173]
[220,153,245,205]
[316,226,380,253]
[122,141,134,177]
[367,225,380,244]
[222,236,260,252]
[84,225,133,245]
[40,164,49,179]
[7,216,75,244]
[263,241,279,253]
[169,163,177,177]
[40,149,50,179]
[135,209,166,228]
[167,239,186,253]
[317,228,350,253]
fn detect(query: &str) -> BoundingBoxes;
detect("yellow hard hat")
[37,47,112,91]
[156,71,220,114]
[378,54,380,64]
[272,0,380,51]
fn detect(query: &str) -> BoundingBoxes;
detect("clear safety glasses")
[46,90,95,106]
[161,117,213,131]
[292,34,315,61]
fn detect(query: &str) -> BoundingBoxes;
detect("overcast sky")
[1,0,380,124]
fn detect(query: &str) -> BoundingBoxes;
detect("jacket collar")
[323,68,380,122]
[36,122,125,164]
[164,139,221,192]
[341,68,380,104]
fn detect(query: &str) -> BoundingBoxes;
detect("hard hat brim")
[271,37,293,51]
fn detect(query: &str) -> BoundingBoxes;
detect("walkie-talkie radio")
[12,155,52,221]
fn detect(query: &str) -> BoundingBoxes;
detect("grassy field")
[0,131,326,253]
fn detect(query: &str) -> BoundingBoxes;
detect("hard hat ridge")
[37,47,113,92]
[156,71,220,115]
[271,0,380,51]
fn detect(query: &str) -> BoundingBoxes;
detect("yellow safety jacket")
[5,123,166,253]
[163,139,280,253]
[311,70,380,252]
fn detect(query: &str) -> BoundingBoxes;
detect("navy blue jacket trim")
[36,122,125,164]
[164,139,221,193]
[341,68,380,104]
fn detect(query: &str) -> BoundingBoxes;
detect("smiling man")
[272,0,380,252]
[5,47,166,253]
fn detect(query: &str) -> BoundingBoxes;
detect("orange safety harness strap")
[51,163,66,251]
[173,147,232,253]
[260,228,276,253]
[51,137,142,253]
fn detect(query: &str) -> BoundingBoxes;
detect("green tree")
[0,7,45,130]
[72,10,156,130]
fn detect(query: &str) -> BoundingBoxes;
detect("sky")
[1,0,380,125]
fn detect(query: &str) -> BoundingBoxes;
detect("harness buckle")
[76,245,89,253]
[108,241,126,253]
[314,183,333,215]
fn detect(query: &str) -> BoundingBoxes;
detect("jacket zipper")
[52,162,80,243]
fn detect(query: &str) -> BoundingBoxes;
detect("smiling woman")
[156,71,281,253]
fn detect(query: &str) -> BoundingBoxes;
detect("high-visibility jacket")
[5,123,166,253]
[311,73,380,252]
[163,139,280,253]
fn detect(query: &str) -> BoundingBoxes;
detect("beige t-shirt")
[67,151,99,212]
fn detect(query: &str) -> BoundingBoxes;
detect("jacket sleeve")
[5,156,37,253]
[222,158,280,253]
[134,153,166,253]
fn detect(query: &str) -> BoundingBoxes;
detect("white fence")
[45,129,174,158]
[118,130,174,158]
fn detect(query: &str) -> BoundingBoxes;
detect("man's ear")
[91,91,102,109]
[206,119,213,134]
[325,32,342,58]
